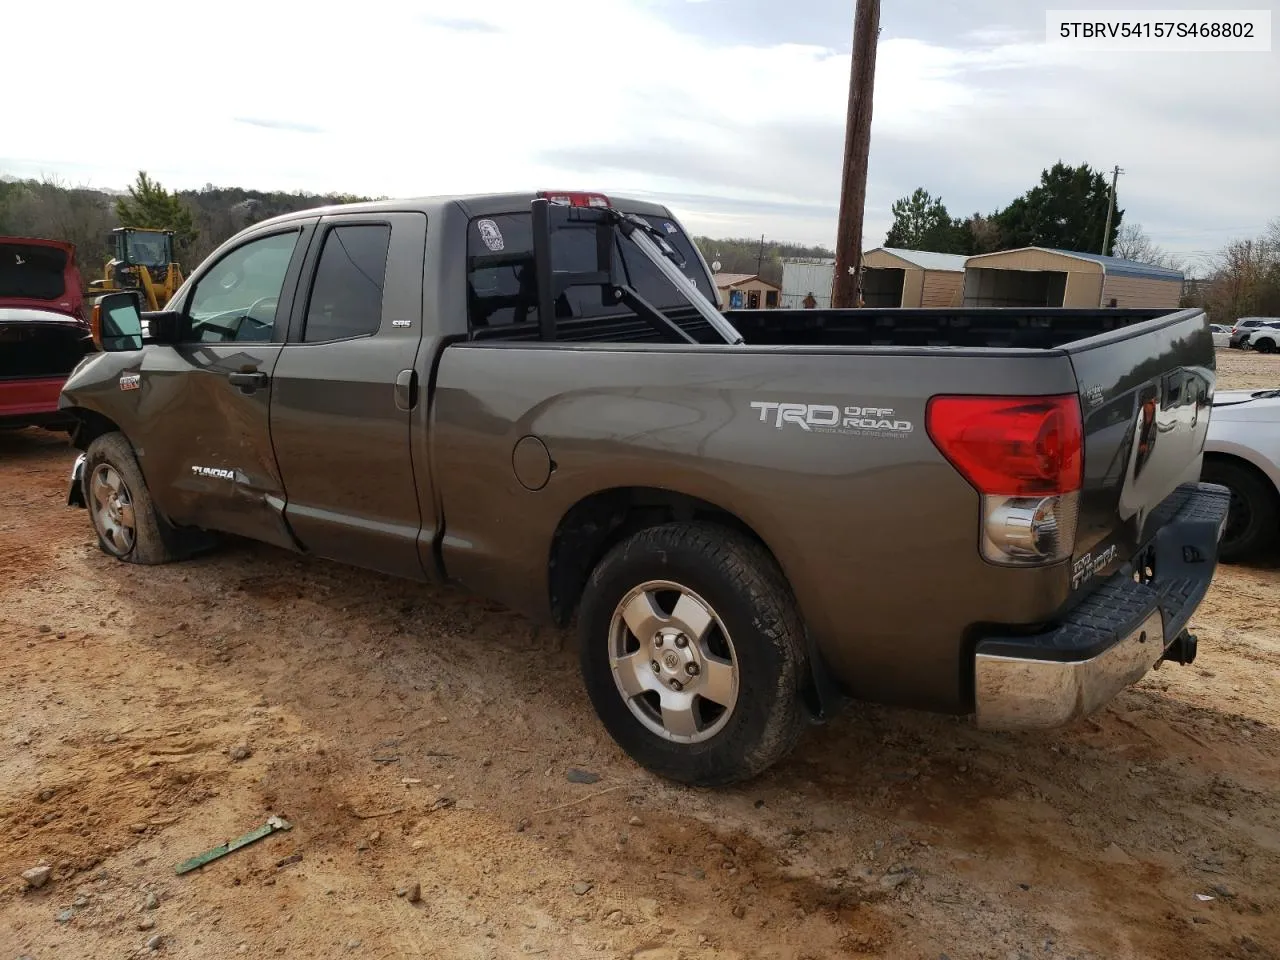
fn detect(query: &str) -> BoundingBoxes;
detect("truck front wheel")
[578,522,808,786]
[84,432,188,565]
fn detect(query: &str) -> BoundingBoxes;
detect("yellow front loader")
[89,227,185,311]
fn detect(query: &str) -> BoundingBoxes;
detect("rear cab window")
[465,210,713,335]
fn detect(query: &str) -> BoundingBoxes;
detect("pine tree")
[115,172,198,259]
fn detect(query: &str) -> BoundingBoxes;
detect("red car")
[0,237,95,430]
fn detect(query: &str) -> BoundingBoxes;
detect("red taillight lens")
[538,190,612,208]
[926,395,1083,496]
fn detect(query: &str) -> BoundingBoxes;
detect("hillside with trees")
[3,167,1274,324]
[0,172,372,280]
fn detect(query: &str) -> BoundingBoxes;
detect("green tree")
[991,162,1119,254]
[884,188,968,253]
[115,171,198,260]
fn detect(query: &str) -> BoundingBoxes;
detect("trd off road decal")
[750,402,913,439]
[118,374,141,391]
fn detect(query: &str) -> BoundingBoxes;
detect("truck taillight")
[538,190,612,208]
[927,395,1084,567]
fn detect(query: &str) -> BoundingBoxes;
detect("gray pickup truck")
[59,191,1229,786]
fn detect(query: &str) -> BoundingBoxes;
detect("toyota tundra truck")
[57,191,1228,786]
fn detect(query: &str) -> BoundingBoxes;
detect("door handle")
[228,371,270,390]
[394,369,418,411]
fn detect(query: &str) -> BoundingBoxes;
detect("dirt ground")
[2,350,1278,960]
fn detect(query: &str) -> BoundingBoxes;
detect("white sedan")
[1203,387,1280,560]
[1211,323,1231,348]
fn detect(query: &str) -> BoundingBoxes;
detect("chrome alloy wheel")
[91,464,136,556]
[608,580,739,743]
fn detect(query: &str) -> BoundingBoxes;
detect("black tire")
[578,522,809,787]
[1253,336,1277,354]
[1202,458,1279,563]
[83,432,191,565]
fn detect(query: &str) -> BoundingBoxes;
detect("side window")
[187,231,300,343]
[302,224,391,342]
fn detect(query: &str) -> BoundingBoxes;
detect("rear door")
[268,211,429,580]
[136,222,314,546]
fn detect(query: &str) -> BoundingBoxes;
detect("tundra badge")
[191,465,236,481]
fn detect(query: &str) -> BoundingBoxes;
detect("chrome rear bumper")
[973,482,1229,732]
[975,610,1164,730]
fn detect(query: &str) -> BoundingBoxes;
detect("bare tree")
[1202,237,1279,322]
[1110,222,1184,271]
[0,175,118,278]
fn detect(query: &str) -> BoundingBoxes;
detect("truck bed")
[470,306,1179,350]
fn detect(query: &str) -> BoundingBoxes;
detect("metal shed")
[861,247,968,308]
[962,247,1184,309]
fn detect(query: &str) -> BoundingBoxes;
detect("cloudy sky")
[3,0,1276,271]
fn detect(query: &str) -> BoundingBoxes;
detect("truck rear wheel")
[84,432,190,565]
[578,522,808,786]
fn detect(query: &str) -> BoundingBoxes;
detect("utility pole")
[832,0,880,308]
[755,234,766,276]
[1101,164,1123,256]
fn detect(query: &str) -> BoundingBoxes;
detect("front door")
[137,223,315,547]
[268,211,429,580]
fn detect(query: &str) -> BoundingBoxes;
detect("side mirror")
[144,310,186,344]
[90,292,144,352]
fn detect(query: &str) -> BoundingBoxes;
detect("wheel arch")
[1252,334,1278,353]
[1203,445,1280,500]
[65,406,125,453]
[548,485,843,720]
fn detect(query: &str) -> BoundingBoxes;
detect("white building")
[780,258,835,309]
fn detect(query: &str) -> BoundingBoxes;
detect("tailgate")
[1066,308,1214,589]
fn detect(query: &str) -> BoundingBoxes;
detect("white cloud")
[1,0,1275,263]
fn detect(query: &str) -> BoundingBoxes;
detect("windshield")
[125,233,169,267]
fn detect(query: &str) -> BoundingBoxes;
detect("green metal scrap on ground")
[174,816,293,875]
